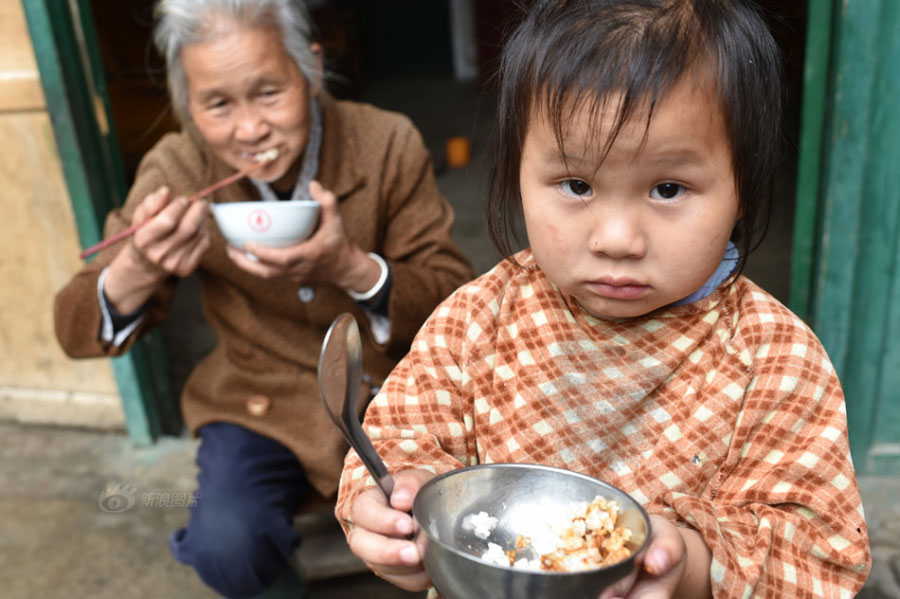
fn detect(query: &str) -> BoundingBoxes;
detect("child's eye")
[559,179,593,197]
[650,182,685,200]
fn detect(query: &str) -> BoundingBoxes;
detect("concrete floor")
[1,421,897,598]
[0,421,424,599]
[5,76,892,599]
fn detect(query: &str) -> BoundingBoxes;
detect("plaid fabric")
[336,250,871,598]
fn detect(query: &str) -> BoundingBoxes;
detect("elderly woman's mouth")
[243,148,280,164]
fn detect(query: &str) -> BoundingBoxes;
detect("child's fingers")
[347,526,429,591]
[643,545,673,576]
[602,516,688,599]
[599,568,637,599]
[348,525,421,569]
[641,518,685,577]
[390,469,436,513]
[370,566,431,593]
[350,487,411,537]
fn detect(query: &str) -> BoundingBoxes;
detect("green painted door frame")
[792,0,900,474]
[23,0,181,444]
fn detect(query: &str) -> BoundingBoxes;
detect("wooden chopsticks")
[79,160,268,260]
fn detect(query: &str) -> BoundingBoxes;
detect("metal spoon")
[318,313,395,501]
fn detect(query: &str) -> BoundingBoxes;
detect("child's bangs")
[529,2,706,162]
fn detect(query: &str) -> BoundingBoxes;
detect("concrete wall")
[0,1,123,429]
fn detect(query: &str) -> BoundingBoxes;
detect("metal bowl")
[413,463,651,599]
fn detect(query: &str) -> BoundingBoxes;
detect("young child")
[335,1,871,597]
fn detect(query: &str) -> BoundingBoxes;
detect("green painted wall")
[794,0,900,474]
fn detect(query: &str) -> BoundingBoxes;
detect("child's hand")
[346,468,435,591]
[601,514,711,599]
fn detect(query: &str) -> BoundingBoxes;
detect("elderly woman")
[53,0,473,596]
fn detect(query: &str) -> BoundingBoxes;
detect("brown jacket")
[54,96,474,496]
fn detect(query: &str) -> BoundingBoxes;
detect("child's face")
[519,75,739,319]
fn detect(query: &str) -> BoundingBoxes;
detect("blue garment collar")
[669,241,739,307]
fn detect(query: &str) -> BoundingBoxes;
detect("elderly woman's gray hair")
[153,0,322,127]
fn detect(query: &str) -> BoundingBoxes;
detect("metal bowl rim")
[412,462,652,575]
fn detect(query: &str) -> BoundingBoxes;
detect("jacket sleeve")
[53,136,191,358]
[373,116,475,356]
[661,321,871,598]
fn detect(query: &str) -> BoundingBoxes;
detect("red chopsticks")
[79,162,264,260]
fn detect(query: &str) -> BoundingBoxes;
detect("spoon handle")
[346,417,395,501]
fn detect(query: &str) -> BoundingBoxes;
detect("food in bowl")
[413,464,651,599]
[211,200,320,248]
[472,495,634,572]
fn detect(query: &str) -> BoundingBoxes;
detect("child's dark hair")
[486,0,783,278]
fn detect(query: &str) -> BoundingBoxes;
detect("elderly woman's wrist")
[104,245,167,312]
[341,250,385,297]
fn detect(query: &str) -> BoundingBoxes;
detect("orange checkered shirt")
[336,250,871,598]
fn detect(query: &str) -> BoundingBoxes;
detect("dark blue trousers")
[170,422,311,598]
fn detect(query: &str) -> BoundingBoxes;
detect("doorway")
[83,0,808,423]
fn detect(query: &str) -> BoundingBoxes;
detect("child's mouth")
[588,280,649,300]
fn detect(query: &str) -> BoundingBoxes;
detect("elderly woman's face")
[182,21,317,192]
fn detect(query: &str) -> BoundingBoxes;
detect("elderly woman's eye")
[560,179,592,197]
[650,182,685,200]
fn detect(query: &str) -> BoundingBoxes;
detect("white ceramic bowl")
[211,200,320,248]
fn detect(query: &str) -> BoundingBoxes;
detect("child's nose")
[588,207,646,259]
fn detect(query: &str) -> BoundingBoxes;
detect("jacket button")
[297,286,315,303]
[246,394,271,416]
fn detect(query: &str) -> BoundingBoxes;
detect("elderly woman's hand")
[104,185,211,313]
[226,180,382,292]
